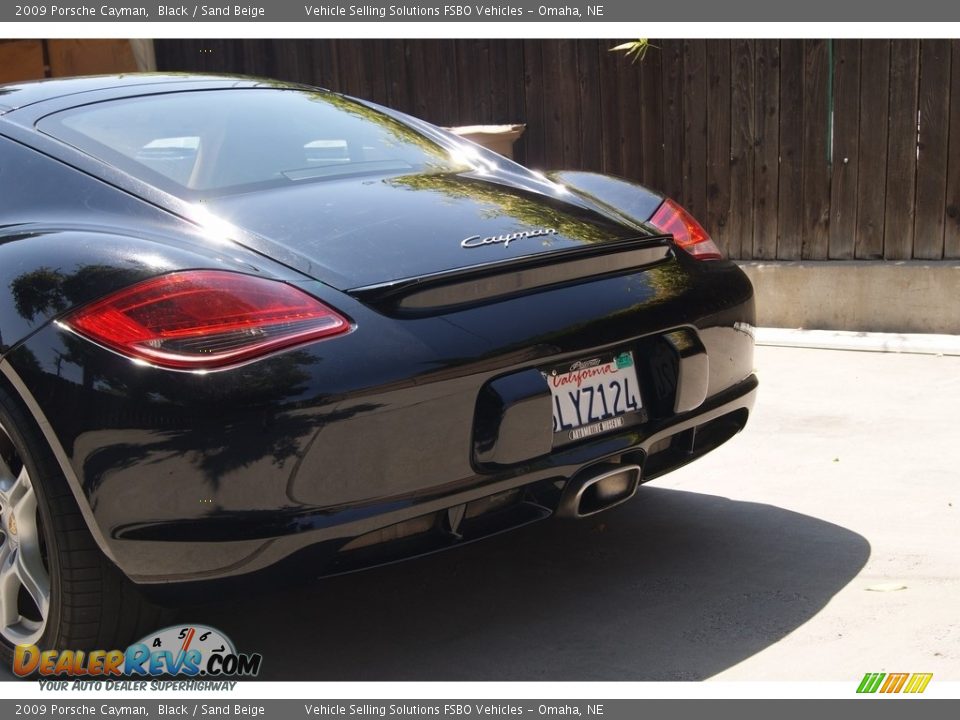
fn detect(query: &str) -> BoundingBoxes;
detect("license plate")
[544,351,645,442]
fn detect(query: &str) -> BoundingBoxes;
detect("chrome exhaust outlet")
[557,464,642,519]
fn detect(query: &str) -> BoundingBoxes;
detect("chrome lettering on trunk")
[460,227,558,249]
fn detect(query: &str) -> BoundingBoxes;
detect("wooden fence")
[0,39,152,83]
[155,39,960,261]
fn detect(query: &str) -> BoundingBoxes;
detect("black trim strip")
[349,235,673,311]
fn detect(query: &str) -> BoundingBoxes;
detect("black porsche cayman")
[0,74,756,657]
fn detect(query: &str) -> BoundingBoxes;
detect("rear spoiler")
[348,235,673,314]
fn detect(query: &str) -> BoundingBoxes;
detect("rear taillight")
[61,270,351,370]
[649,198,723,260]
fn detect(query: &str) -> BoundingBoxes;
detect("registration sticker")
[544,351,645,443]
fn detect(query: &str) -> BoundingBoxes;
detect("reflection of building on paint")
[856,672,934,694]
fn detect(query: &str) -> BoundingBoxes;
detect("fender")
[0,135,310,568]
[0,134,301,358]
[0,228,283,357]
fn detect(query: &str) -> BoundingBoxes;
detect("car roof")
[0,73,314,115]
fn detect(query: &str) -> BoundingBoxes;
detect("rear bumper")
[182,373,756,596]
[0,257,756,591]
[324,372,757,578]
[4,329,755,593]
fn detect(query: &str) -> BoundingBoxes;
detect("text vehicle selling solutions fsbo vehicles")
[0,74,756,658]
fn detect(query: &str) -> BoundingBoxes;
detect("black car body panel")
[0,135,299,355]
[0,74,756,595]
[202,171,656,290]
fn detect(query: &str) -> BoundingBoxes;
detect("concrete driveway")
[181,344,958,681]
[2,344,956,682]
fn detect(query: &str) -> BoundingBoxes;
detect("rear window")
[39,88,466,196]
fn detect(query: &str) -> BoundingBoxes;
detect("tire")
[0,385,166,668]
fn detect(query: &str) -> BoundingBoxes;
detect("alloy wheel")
[0,421,50,646]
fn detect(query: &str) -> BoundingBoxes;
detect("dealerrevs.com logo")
[857,672,933,694]
[13,625,262,679]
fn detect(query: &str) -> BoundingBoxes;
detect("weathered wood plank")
[503,41,526,140]
[335,40,367,98]
[828,40,861,259]
[521,40,547,170]
[913,39,951,259]
[598,40,623,175]
[855,40,891,259]
[313,39,341,92]
[660,39,685,202]
[577,40,603,173]
[411,40,454,125]
[639,42,664,190]
[884,39,920,260]
[489,39,510,124]
[946,40,960,259]
[456,40,487,125]
[682,39,708,224]
[408,40,440,123]
[801,39,831,259]
[777,40,804,260]
[538,41,569,169]
[706,40,732,251]
[271,40,312,86]
[556,40,583,168]
[753,39,780,259]
[728,39,755,260]
[369,40,393,108]
[475,40,494,123]
[438,40,461,126]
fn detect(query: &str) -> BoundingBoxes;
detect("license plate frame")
[543,349,647,444]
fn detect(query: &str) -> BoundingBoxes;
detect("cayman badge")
[460,227,558,249]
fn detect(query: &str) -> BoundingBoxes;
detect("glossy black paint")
[0,134,301,355]
[0,75,757,592]
[204,170,655,290]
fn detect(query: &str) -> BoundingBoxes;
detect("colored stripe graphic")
[857,672,932,694]
[880,673,909,693]
[857,673,885,693]
[904,673,933,694]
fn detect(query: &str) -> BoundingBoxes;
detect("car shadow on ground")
[180,486,870,681]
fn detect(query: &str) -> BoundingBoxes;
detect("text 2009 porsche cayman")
[0,74,756,658]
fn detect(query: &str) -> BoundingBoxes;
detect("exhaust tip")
[557,464,642,519]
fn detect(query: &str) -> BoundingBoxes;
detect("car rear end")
[4,225,754,592]
[324,236,756,567]
[0,80,756,595]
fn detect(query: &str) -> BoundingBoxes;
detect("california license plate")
[544,351,645,442]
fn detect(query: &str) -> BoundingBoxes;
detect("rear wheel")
[0,428,49,647]
[0,387,165,668]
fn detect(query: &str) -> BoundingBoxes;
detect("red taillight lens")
[649,198,723,260]
[62,271,351,370]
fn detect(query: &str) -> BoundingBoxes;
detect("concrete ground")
[184,344,958,681]
[3,345,957,682]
